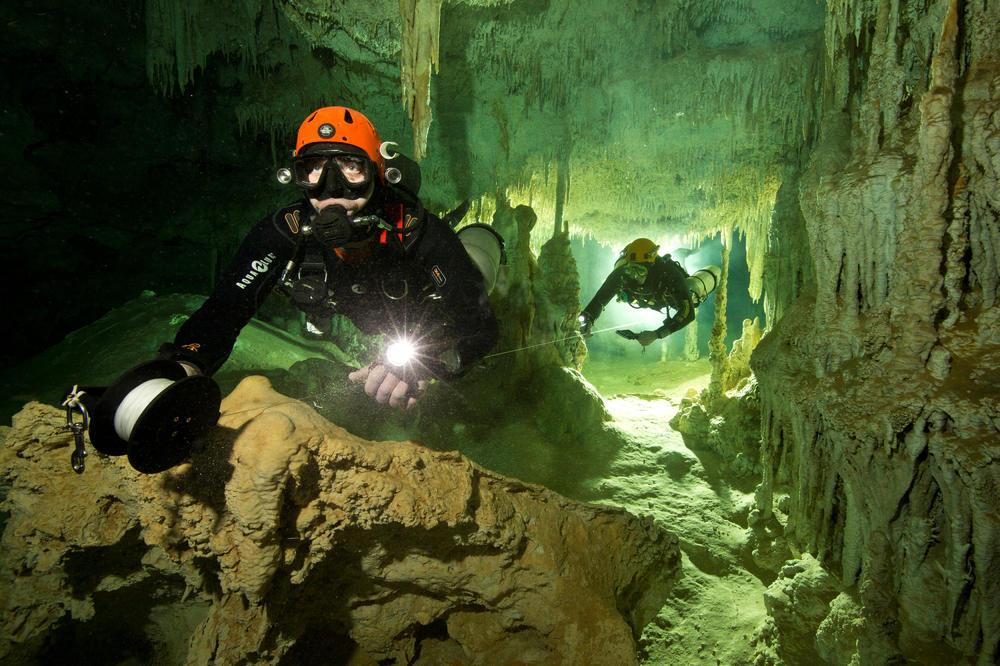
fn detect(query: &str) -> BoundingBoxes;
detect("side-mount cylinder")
[685,265,721,304]
[456,224,506,294]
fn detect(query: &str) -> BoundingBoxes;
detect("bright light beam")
[385,338,417,367]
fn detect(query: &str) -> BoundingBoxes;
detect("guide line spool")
[85,360,222,474]
[113,378,175,441]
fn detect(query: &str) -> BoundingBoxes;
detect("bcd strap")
[298,248,327,279]
[379,203,406,246]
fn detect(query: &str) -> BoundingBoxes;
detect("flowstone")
[0,376,681,665]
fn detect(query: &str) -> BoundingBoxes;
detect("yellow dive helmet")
[614,238,659,269]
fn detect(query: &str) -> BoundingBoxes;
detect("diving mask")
[622,263,648,283]
[291,150,373,200]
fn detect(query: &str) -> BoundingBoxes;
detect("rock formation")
[537,229,588,370]
[670,317,764,485]
[750,1,1000,663]
[0,376,681,664]
[490,203,586,379]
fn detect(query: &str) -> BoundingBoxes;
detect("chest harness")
[617,258,687,313]
[277,203,428,311]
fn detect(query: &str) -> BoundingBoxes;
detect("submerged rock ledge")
[1,376,681,664]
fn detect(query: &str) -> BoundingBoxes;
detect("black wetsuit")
[581,254,695,338]
[161,197,499,380]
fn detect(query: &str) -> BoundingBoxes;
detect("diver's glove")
[616,329,660,346]
[578,311,595,336]
[312,205,352,250]
[348,336,438,409]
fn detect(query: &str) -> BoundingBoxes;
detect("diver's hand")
[348,363,427,410]
[635,330,659,346]
[578,312,595,337]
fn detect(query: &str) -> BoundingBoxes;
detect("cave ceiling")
[148,0,825,248]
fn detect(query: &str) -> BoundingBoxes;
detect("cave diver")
[65,105,504,474]
[578,238,721,347]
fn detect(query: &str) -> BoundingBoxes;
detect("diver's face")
[299,153,375,214]
[623,263,649,285]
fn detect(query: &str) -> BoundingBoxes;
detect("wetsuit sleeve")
[409,215,499,379]
[581,266,627,323]
[162,212,296,375]
[653,295,695,338]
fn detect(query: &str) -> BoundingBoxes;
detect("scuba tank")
[457,224,506,294]
[686,266,722,304]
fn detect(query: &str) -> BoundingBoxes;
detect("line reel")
[68,360,221,474]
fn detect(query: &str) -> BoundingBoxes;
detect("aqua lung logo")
[236,253,277,289]
[318,123,335,139]
[431,265,447,287]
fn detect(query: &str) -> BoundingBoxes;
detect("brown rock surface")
[0,376,681,664]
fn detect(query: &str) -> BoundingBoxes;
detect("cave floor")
[581,355,713,400]
[581,355,767,666]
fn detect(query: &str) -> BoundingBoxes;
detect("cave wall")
[0,0,309,369]
[753,0,1000,662]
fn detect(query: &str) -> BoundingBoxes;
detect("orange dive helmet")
[295,106,386,178]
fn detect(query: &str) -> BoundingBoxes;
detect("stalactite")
[145,0,334,150]
[398,0,442,162]
[145,0,273,95]
[145,0,204,94]
[763,164,814,327]
[453,0,823,255]
[553,152,569,238]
